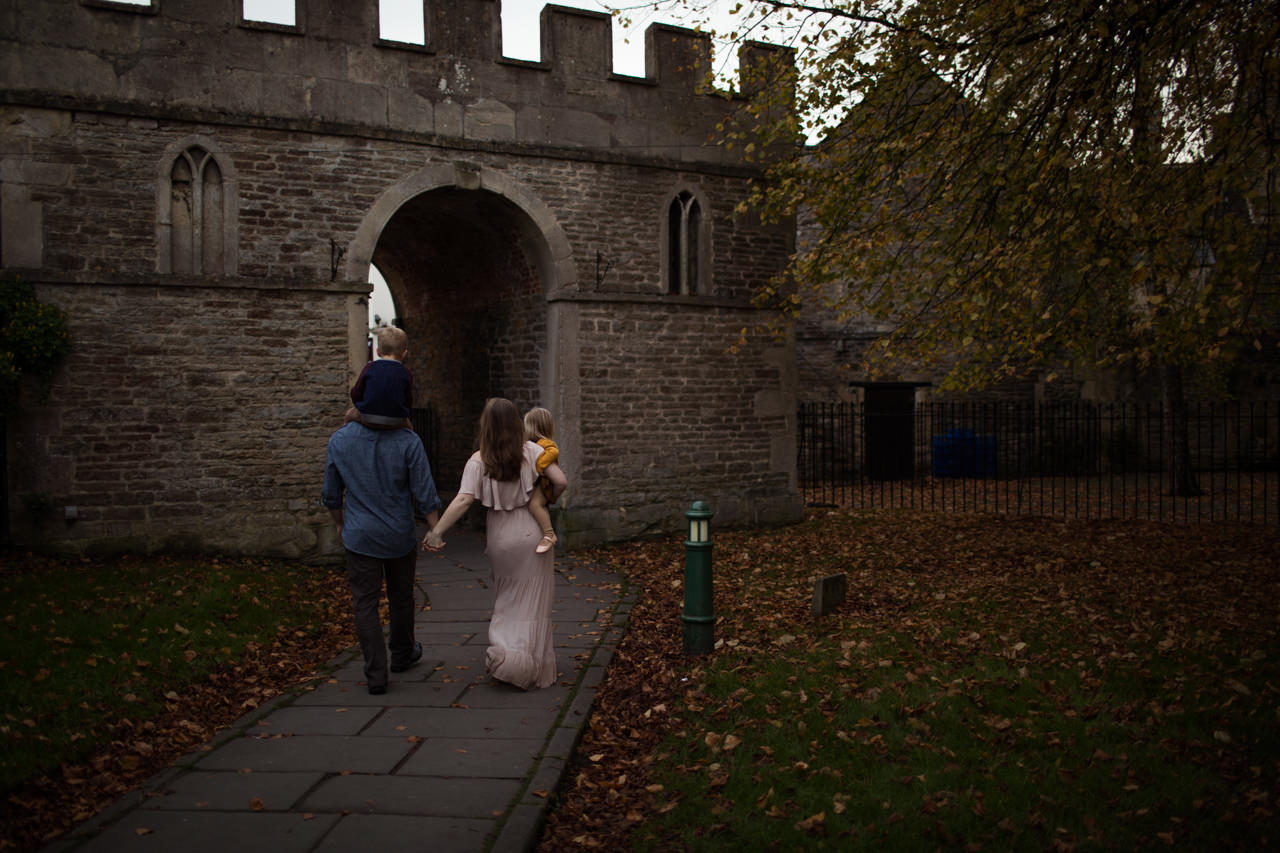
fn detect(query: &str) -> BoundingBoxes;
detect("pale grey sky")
[240,0,746,77]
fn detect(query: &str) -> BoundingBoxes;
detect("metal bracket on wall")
[595,250,613,288]
[330,238,347,281]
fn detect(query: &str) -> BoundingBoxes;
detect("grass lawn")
[0,553,352,850]
[538,509,1280,851]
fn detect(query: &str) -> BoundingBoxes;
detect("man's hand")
[422,530,444,552]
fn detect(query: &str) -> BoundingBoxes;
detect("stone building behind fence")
[0,0,803,556]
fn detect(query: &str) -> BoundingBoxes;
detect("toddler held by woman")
[524,407,560,554]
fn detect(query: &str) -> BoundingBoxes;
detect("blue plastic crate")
[932,429,996,478]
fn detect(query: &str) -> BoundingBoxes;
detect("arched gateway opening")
[347,165,572,490]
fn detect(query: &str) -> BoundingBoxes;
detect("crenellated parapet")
[0,0,795,165]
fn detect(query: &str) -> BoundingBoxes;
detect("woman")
[423,398,568,690]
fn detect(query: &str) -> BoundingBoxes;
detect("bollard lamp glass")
[686,500,712,544]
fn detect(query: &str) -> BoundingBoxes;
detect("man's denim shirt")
[322,423,442,559]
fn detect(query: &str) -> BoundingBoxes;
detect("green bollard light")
[682,500,714,656]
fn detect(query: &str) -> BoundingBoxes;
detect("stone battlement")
[1,0,792,164]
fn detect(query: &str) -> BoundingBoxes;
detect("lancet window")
[666,190,704,295]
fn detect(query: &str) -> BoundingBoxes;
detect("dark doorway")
[372,187,548,490]
[863,384,916,480]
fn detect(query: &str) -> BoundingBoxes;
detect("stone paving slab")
[290,677,465,707]
[421,566,484,580]
[65,811,341,853]
[423,588,495,607]
[424,594,495,608]
[301,775,523,817]
[363,707,559,739]
[457,681,569,710]
[432,672,490,690]
[553,597,611,612]
[415,621,492,634]
[397,737,544,778]
[139,770,324,812]
[193,733,416,774]
[418,609,494,622]
[557,652,594,675]
[378,664,456,685]
[313,814,494,853]
[251,705,381,735]
[555,631,608,648]
[322,655,452,683]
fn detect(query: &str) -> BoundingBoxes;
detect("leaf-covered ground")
[0,555,353,852]
[537,510,1280,851]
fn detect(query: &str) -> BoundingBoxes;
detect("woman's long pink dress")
[458,441,556,690]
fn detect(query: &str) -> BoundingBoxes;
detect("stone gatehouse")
[0,0,803,557]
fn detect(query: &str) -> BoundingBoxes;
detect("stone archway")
[346,164,575,489]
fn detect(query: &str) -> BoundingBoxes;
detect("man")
[322,377,440,696]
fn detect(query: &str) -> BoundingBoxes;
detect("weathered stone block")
[811,573,848,618]
[464,98,515,142]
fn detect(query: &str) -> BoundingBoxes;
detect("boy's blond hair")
[524,407,555,442]
[373,325,408,359]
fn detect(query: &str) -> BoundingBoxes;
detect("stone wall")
[10,276,349,556]
[0,0,803,556]
[562,297,798,542]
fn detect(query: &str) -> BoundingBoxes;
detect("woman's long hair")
[477,397,525,482]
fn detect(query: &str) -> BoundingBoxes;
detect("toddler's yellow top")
[534,437,559,474]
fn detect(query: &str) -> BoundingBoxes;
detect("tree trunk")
[1158,363,1203,497]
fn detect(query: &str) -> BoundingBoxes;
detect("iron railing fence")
[798,400,1280,523]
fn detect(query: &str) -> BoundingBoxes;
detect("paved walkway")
[49,530,630,853]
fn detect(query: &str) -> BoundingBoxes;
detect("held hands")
[422,529,445,552]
